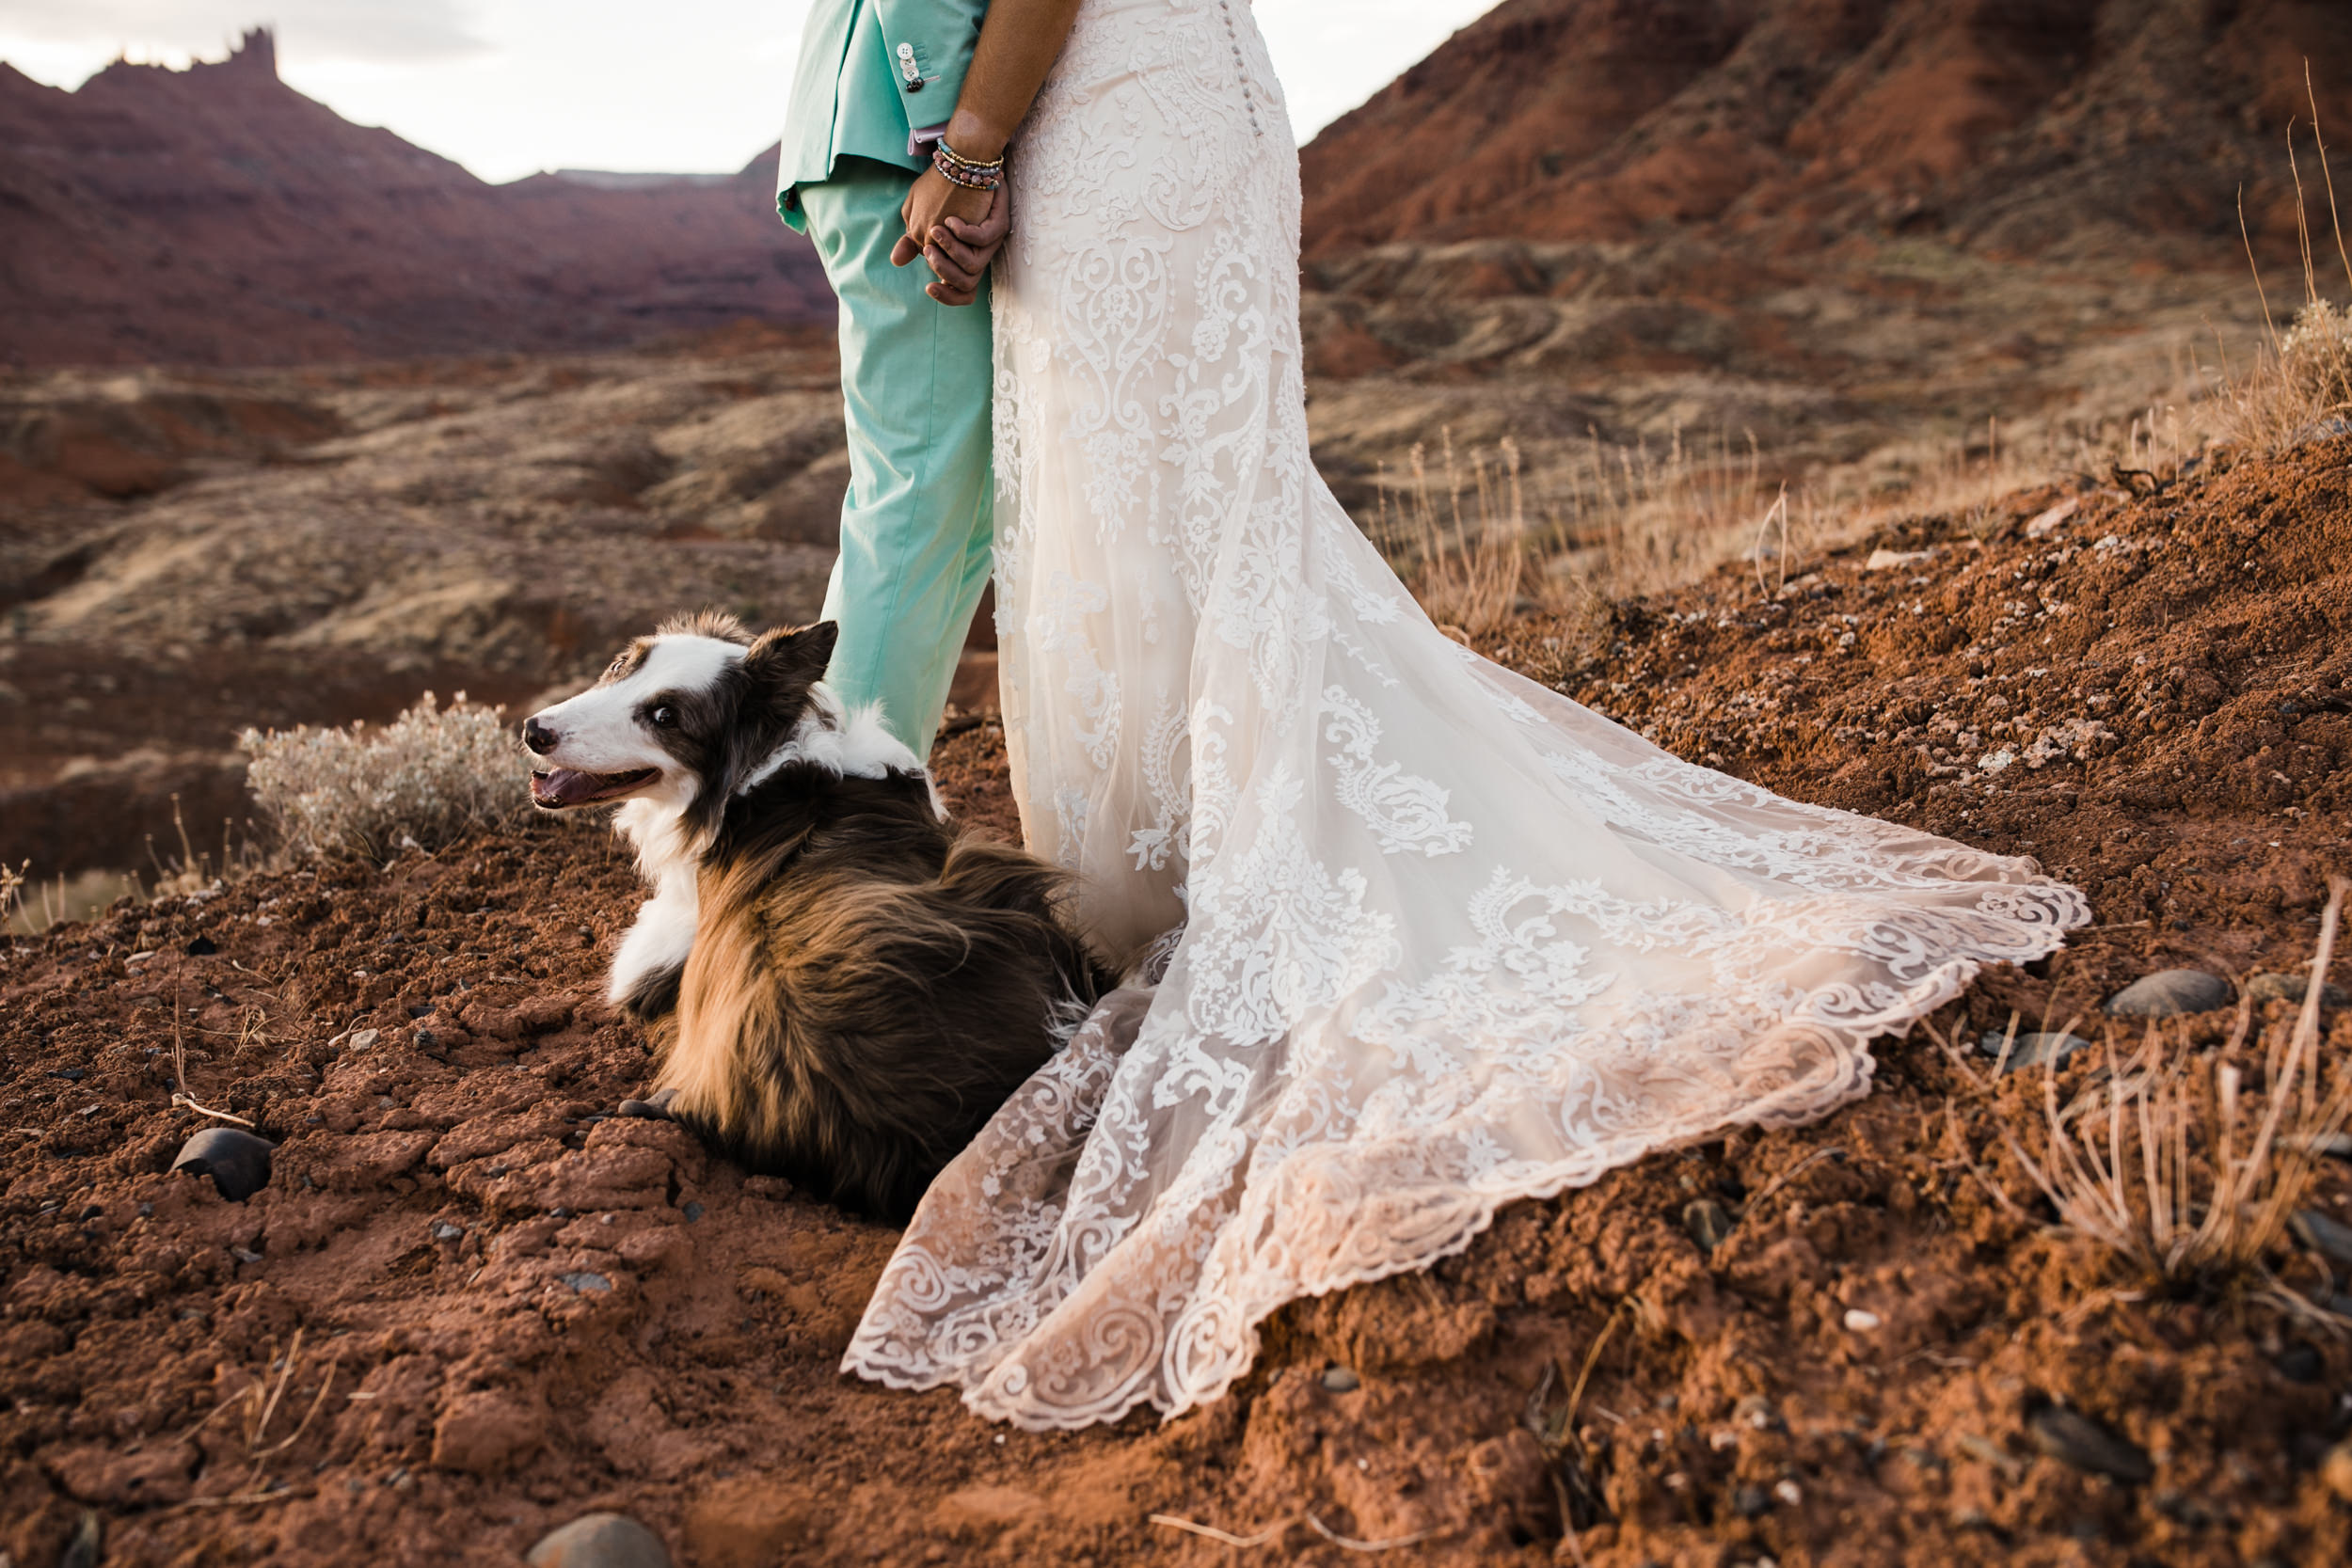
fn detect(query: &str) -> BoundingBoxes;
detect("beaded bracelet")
[931,139,1005,191]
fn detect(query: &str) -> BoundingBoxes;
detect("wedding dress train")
[841,0,2090,1429]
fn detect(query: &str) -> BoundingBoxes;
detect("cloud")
[0,1,488,65]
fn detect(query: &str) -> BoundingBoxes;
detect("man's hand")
[893,168,1003,306]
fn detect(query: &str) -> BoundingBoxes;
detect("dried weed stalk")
[1374,432,1547,637]
[241,690,525,865]
[2219,65,2352,451]
[2005,878,2352,1289]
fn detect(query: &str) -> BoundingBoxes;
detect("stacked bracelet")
[932,140,1005,191]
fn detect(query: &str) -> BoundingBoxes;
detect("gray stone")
[559,1272,612,1293]
[170,1127,276,1202]
[1321,1367,1360,1393]
[2026,1405,2151,1484]
[2244,972,2349,1009]
[1681,1198,1736,1254]
[1976,1031,2093,1072]
[2290,1209,2352,1268]
[619,1087,678,1120]
[527,1513,671,1568]
[2105,969,2232,1018]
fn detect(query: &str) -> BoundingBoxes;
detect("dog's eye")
[648,705,677,729]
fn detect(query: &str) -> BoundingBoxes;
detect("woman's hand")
[892,172,1009,307]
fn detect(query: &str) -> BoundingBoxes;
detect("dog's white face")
[525,633,742,812]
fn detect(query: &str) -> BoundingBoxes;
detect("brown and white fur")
[524,611,1109,1222]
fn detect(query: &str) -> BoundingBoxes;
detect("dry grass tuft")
[1371,432,1548,638]
[240,690,526,865]
[2003,878,2352,1293]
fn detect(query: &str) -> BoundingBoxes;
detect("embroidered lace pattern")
[842,0,2090,1430]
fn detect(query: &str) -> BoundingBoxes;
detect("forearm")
[944,0,1087,162]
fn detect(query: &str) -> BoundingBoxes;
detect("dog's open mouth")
[531,767,658,808]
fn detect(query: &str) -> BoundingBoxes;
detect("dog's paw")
[618,1086,680,1121]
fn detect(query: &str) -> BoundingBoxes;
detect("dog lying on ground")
[522,611,1109,1222]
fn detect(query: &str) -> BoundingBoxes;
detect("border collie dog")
[523,611,1108,1222]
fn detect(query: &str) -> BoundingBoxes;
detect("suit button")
[905,77,923,91]
[897,42,914,59]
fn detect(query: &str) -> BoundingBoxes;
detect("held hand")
[892,167,997,304]
[918,183,1011,307]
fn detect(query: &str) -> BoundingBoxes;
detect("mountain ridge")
[0,29,830,368]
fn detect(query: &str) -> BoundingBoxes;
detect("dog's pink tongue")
[533,768,603,806]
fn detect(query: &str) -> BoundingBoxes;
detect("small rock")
[183,935,216,956]
[1842,1308,1882,1332]
[528,1513,672,1568]
[559,1271,612,1293]
[2245,972,2349,1010]
[1734,1394,1777,1431]
[1866,546,1935,571]
[1733,1483,1771,1518]
[169,1127,276,1202]
[2287,1132,2352,1160]
[432,1221,464,1242]
[2026,497,2080,538]
[2272,1341,2324,1384]
[1772,1480,1803,1506]
[1682,1198,1736,1253]
[2105,969,2232,1018]
[2026,1404,2151,1484]
[2323,1440,2352,1504]
[1321,1367,1360,1393]
[682,1200,705,1224]
[1977,1031,2092,1072]
[347,1028,380,1052]
[619,1087,679,1120]
[2290,1209,2352,1268]
[49,1067,85,1082]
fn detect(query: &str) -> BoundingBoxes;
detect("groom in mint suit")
[778,0,998,759]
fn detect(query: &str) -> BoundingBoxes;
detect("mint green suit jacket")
[777,0,989,230]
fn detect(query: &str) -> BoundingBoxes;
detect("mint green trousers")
[799,156,995,760]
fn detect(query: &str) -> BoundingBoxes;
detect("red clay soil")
[8,443,2352,1565]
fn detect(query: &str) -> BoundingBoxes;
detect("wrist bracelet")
[932,139,1005,191]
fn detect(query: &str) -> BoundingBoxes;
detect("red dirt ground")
[6,442,2352,1565]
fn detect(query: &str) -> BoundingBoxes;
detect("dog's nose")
[523,716,559,755]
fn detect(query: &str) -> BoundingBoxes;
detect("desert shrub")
[2220,297,2352,451]
[240,691,526,864]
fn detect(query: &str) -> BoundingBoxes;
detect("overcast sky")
[0,1,1498,182]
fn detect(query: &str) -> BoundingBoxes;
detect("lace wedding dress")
[842,0,2089,1429]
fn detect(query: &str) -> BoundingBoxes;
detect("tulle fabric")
[842,0,2090,1429]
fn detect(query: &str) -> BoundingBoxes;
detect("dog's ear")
[740,621,839,702]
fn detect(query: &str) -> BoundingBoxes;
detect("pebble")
[1733,1483,1771,1518]
[2289,1209,2352,1268]
[1842,1308,1882,1332]
[170,1127,277,1202]
[2105,969,2232,1018]
[2272,1341,2323,1384]
[1734,1394,1778,1431]
[527,1514,671,1568]
[2026,1404,2151,1484]
[559,1272,612,1293]
[2244,972,2349,1009]
[432,1222,464,1242]
[619,1087,679,1120]
[1321,1367,1360,1393]
[1976,1031,2092,1072]
[1682,1198,1736,1253]
[347,1029,380,1052]
[1865,546,1935,571]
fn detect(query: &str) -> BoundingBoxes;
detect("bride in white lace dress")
[844,0,2089,1429]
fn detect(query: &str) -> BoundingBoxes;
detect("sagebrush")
[240,691,526,863]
